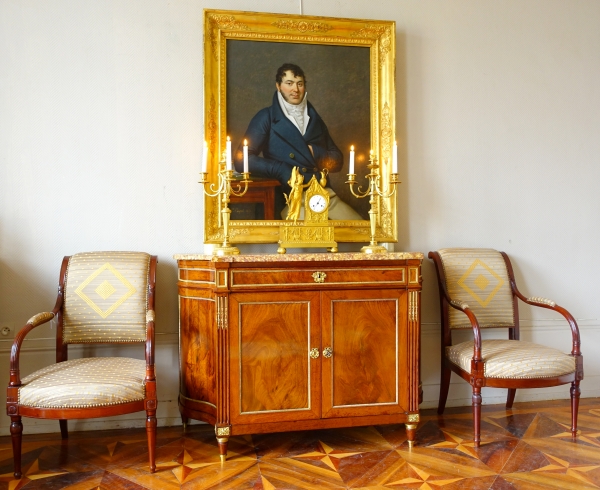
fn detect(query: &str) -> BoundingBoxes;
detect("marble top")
[174,252,424,262]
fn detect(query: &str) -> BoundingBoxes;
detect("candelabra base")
[212,245,241,256]
[360,244,388,254]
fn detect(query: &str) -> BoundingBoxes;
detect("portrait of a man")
[233,62,361,220]
[227,40,371,220]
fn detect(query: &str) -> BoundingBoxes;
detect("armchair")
[6,251,158,478]
[428,248,583,447]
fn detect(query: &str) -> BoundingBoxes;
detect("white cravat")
[277,91,310,135]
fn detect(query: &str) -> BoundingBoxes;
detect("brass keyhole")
[309,348,320,359]
[312,271,326,283]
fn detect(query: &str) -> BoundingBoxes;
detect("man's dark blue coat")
[234,92,343,194]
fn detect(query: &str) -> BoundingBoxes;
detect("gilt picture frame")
[204,9,396,245]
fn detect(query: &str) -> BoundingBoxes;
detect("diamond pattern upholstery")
[438,248,514,329]
[63,252,150,343]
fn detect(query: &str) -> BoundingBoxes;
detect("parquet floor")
[1,398,599,489]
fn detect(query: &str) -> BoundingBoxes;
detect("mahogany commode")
[174,252,423,459]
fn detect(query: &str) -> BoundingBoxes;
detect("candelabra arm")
[229,172,252,197]
[198,172,226,197]
[374,180,397,199]
[345,174,371,199]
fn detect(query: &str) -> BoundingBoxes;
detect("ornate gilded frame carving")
[203,9,396,245]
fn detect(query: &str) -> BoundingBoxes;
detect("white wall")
[1,0,599,435]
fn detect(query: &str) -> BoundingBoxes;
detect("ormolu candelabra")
[346,152,401,254]
[199,155,251,256]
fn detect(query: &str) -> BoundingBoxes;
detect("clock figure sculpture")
[283,166,309,222]
[277,168,338,254]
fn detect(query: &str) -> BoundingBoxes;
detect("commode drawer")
[230,266,406,289]
[178,267,214,284]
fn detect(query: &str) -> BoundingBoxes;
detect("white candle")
[392,140,398,174]
[349,145,355,174]
[243,139,249,174]
[226,136,232,170]
[201,141,208,173]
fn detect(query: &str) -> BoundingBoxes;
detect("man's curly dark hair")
[276,63,306,84]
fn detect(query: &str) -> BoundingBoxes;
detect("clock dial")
[309,195,327,213]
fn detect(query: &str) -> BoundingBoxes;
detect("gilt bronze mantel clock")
[277,168,338,253]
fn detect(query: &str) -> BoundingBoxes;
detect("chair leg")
[472,386,482,447]
[146,410,157,473]
[59,419,68,439]
[571,380,581,438]
[438,361,452,415]
[506,389,516,408]
[10,416,23,479]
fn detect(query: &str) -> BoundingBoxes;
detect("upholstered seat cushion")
[447,339,576,379]
[19,357,146,408]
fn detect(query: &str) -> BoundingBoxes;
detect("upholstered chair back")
[63,252,151,343]
[437,248,515,329]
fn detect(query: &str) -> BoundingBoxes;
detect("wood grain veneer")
[176,253,423,459]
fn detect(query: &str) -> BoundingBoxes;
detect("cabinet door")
[321,289,408,418]
[229,291,321,424]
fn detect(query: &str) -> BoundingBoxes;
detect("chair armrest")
[450,299,469,310]
[521,295,581,356]
[27,312,55,327]
[500,251,581,356]
[527,296,555,307]
[145,310,156,382]
[448,300,484,362]
[9,311,56,387]
[144,255,158,382]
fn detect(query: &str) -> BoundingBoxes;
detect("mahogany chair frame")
[7,254,158,478]
[428,250,583,447]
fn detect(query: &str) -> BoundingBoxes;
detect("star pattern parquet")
[1,398,599,489]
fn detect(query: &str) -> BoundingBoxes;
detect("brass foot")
[216,434,229,464]
[405,422,417,449]
[213,245,240,256]
[360,244,388,254]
